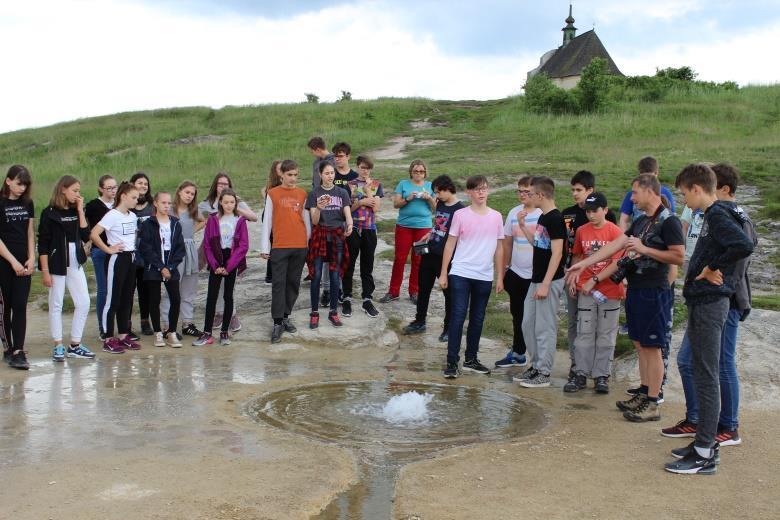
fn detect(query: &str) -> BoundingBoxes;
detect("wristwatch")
[592,275,600,283]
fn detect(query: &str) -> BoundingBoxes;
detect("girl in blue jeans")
[85,175,117,338]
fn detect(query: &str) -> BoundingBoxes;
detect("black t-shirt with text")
[625,211,684,289]
[334,169,358,189]
[532,208,567,283]
[429,200,466,256]
[0,198,34,262]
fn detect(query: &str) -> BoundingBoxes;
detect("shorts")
[625,287,673,348]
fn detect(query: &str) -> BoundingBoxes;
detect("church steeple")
[562,3,577,46]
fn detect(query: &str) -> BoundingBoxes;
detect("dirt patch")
[170,134,226,146]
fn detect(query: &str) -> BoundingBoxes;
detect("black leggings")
[104,252,137,337]
[0,259,32,352]
[504,269,532,356]
[132,266,150,324]
[204,249,237,333]
[146,279,180,334]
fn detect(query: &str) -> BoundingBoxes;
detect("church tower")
[562,4,577,46]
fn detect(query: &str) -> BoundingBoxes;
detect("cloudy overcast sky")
[1,0,778,133]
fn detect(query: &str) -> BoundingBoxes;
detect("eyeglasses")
[470,186,489,193]
[412,169,426,174]
[516,189,531,195]
[358,165,371,170]
[104,186,118,191]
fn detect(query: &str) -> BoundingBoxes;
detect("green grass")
[752,294,780,311]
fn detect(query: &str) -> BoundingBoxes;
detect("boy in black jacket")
[664,164,754,475]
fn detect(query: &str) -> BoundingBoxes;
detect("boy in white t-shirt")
[439,176,505,379]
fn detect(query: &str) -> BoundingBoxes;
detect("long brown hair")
[173,180,202,222]
[206,172,232,206]
[217,189,238,217]
[49,175,80,209]
[2,165,33,203]
[264,160,282,196]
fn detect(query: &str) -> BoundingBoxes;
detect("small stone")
[48,481,56,485]
[583,451,592,456]
[478,476,484,481]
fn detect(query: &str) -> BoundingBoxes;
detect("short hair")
[307,137,326,151]
[570,170,595,190]
[638,156,659,174]
[408,159,427,178]
[98,174,115,196]
[632,173,661,195]
[466,175,488,190]
[432,175,457,194]
[531,176,555,199]
[517,175,533,187]
[49,175,80,209]
[280,159,298,173]
[712,163,740,195]
[2,164,32,203]
[332,142,351,156]
[675,163,716,194]
[356,155,374,170]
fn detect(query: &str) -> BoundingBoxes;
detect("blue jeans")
[91,247,108,334]
[446,275,492,365]
[677,308,741,430]
[311,245,342,312]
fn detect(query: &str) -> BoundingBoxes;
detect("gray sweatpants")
[567,293,578,371]
[573,293,621,378]
[522,278,564,376]
[688,298,729,450]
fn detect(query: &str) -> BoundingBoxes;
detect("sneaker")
[671,442,721,464]
[8,350,30,369]
[403,320,427,335]
[462,358,491,375]
[409,294,418,305]
[99,332,107,341]
[141,319,154,336]
[616,393,647,412]
[67,344,96,359]
[665,444,719,475]
[166,332,183,348]
[518,372,551,388]
[154,332,166,347]
[102,338,126,354]
[271,323,284,343]
[513,367,538,382]
[182,323,203,337]
[658,390,665,404]
[444,362,460,379]
[126,330,141,342]
[121,336,142,350]
[220,331,231,346]
[438,329,448,343]
[378,293,399,304]
[341,299,352,317]
[623,397,661,422]
[192,332,214,346]
[619,324,629,335]
[320,289,330,307]
[362,299,379,318]
[3,349,10,364]
[563,373,587,393]
[625,385,643,396]
[264,276,272,285]
[495,351,528,368]
[282,318,297,333]
[715,428,742,446]
[229,314,242,333]
[594,376,610,394]
[661,419,698,438]
[213,312,223,329]
[328,312,343,327]
[309,312,320,329]
[52,344,66,362]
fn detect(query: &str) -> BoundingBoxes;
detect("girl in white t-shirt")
[90,182,141,354]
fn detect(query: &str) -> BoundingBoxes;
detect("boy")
[439,176,504,379]
[332,142,359,188]
[565,193,625,394]
[664,164,753,475]
[561,170,617,380]
[308,137,336,188]
[343,156,383,318]
[618,157,676,230]
[403,175,464,340]
[493,176,541,368]
[260,160,312,343]
[514,176,566,388]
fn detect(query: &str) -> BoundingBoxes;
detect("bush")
[574,58,610,112]
[304,93,319,104]
[338,90,352,102]
[523,73,577,114]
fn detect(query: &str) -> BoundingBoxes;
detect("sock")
[70,343,80,348]
[648,396,659,403]
[694,445,713,459]
[639,385,649,395]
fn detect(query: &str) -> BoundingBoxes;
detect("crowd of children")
[0,150,757,475]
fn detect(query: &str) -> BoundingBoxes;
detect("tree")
[656,66,698,82]
[338,90,352,102]
[575,57,610,112]
[305,93,319,104]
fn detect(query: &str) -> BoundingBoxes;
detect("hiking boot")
[403,320,426,335]
[213,312,223,329]
[665,444,720,475]
[362,299,379,318]
[8,350,30,370]
[229,314,242,333]
[67,344,96,359]
[616,393,646,412]
[715,428,742,446]
[182,323,203,337]
[444,362,460,379]
[120,336,142,350]
[341,299,352,317]
[513,367,538,382]
[140,319,154,336]
[661,418,697,438]
[495,351,528,368]
[154,332,166,347]
[309,312,320,329]
[671,442,721,464]
[102,338,126,354]
[518,372,551,388]
[52,344,66,362]
[462,358,491,375]
[126,330,141,342]
[328,312,343,327]
[192,332,214,346]
[623,398,661,422]
[320,289,330,307]
[409,293,418,305]
[271,323,284,343]
[282,318,297,333]
[563,373,587,393]
[166,332,183,348]
[220,331,231,346]
[594,376,610,394]
[378,293,399,303]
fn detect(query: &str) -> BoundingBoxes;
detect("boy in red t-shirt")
[566,192,625,394]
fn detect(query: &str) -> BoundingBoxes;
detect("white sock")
[694,446,713,459]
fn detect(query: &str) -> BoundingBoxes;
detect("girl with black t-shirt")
[130,172,155,337]
[85,174,116,338]
[38,176,94,362]
[0,165,34,370]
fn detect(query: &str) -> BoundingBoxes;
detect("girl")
[262,161,282,285]
[163,181,205,337]
[193,189,249,346]
[0,165,34,370]
[39,176,94,362]
[305,162,353,328]
[130,172,155,337]
[85,174,117,339]
[198,172,257,333]
[91,182,142,354]
[139,192,185,347]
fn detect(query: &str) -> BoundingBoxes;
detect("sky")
[1,0,778,134]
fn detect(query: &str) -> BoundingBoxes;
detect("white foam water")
[380,391,433,424]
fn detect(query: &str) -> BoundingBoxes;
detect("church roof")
[536,30,623,79]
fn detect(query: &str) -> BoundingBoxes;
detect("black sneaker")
[341,299,352,317]
[271,323,284,343]
[403,320,426,335]
[564,374,587,393]
[409,294,418,305]
[362,300,379,318]
[8,350,30,370]
[671,442,721,464]
[282,318,297,333]
[665,443,720,474]
[3,349,10,364]
[140,319,154,336]
[444,362,460,379]
[99,332,107,341]
[438,329,448,342]
[462,358,491,375]
[320,289,330,307]
[594,376,610,394]
[126,330,141,342]
[378,293,399,304]
[182,323,203,337]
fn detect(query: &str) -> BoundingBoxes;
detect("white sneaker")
[154,332,166,347]
[166,332,182,348]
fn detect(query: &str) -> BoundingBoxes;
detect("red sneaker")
[328,312,343,327]
[309,312,319,329]
[660,418,697,438]
[120,336,142,350]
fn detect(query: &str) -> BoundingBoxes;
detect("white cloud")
[592,0,704,24]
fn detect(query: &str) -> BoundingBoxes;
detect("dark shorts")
[625,287,673,348]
